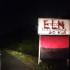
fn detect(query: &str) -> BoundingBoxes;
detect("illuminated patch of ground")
[6,50,50,70]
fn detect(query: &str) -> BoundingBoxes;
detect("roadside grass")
[6,50,52,70]
[5,39,56,70]
[8,39,38,56]
[6,50,37,65]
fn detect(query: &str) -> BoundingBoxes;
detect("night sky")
[0,1,70,40]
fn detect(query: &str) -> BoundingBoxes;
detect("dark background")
[0,0,70,48]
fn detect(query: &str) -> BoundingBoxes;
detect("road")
[1,51,32,70]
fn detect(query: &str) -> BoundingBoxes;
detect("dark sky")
[0,0,70,36]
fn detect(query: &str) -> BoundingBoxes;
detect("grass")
[5,39,67,70]
[4,39,60,70]
[6,50,37,65]
[9,39,38,56]
[6,50,51,70]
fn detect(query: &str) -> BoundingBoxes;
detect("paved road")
[1,51,33,70]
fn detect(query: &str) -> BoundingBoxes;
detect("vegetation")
[4,37,68,70]
[6,50,50,70]
[5,38,54,70]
